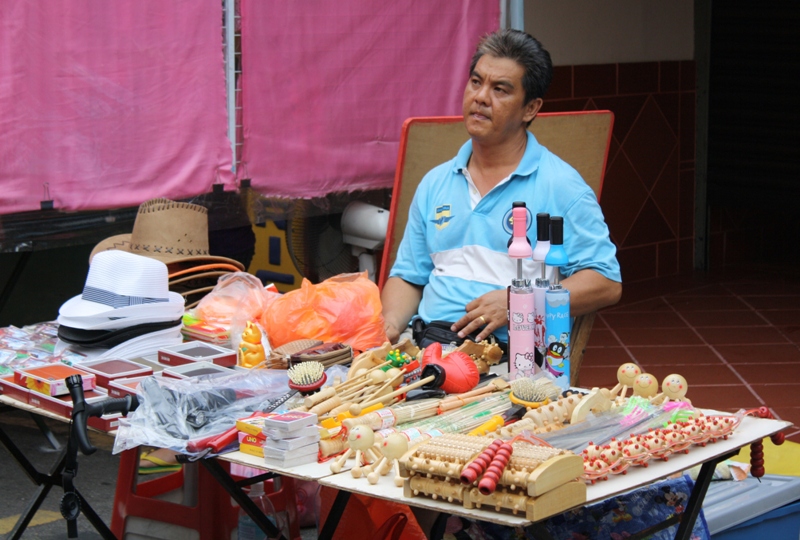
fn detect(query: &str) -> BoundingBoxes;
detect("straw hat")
[90,198,245,271]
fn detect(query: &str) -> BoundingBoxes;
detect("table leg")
[674,450,738,540]
[318,489,351,540]
[30,412,62,450]
[199,457,286,540]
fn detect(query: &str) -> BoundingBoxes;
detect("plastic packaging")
[113,369,289,457]
[196,272,280,326]
[237,482,290,540]
[261,272,388,352]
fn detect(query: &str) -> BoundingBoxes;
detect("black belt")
[411,319,508,356]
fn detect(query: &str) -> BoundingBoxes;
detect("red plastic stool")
[239,475,302,540]
[111,447,239,539]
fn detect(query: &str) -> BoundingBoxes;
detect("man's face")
[462,54,542,146]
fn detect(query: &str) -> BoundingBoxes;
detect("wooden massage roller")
[398,433,585,520]
[497,392,585,438]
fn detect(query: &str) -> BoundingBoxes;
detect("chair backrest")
[378,111,615,289]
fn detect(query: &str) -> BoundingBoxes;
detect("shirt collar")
[453,130,543,178]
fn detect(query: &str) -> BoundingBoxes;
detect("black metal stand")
[0,424,116,540]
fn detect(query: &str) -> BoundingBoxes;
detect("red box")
[157,342,236,368]
[0,376,31,404]
[88,413,123,433]
[107,374,160,399]
[78,358,153,389]
[28,387,108,419]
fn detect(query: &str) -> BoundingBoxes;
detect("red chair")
[111,447,301,539]
[378,112,614,386]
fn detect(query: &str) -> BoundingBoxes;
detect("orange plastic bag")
[261,272,388,352]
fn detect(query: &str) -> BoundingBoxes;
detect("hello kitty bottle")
[507,202,537,380]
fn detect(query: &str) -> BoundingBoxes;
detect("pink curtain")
[240,1,499,197]
[0,1,233,214]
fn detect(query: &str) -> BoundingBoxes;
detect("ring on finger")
[478,315,486,325]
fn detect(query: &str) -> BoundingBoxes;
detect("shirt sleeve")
[562,190,622,282]
[389,185,435,286]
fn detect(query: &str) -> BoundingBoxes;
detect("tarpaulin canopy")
[0,0,232,215]
[240,0,499,197]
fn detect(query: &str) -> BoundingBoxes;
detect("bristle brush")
[264,361,327,413]
[509,377,561,408]
[288,361,327,394]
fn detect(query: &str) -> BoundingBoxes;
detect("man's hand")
[384,320,403,345]
[381,277,423,345]
[451,289,508,342]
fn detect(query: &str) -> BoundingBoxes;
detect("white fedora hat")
[59,250,185,320]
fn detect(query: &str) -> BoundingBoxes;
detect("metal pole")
[509,0,524,31]
[224,0,237,174]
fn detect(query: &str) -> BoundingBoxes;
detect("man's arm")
[561,268,621,316]
[380,276,424,344]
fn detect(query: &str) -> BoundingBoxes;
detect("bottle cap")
[550,216,564,245]
[536,213,550,242]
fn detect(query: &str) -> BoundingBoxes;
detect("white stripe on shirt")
[431,245,557,287]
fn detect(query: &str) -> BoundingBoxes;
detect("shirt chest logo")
[431,204,453,230]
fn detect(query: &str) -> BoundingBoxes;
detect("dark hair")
[469,29,553,105]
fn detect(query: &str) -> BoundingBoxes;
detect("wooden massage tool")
[399,433,585,520]
[329,424,382,477]
[631,373,659,399]
[366,432,409,486]
[650,373,691,405]
[295,360,406,420]
[498,392,585,437]
[347,339,420,379]
[452,339,504,374]
[608,362,641,400]
[437,377,510,413]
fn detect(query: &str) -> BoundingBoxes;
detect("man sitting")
[381,29,622,348]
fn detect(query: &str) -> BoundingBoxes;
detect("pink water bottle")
[507,202,537,380]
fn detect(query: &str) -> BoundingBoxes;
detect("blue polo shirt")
[390,131,621,342]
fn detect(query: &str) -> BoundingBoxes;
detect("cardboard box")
[157,342,236,368]
[88,413,123,433]
[78,358,153,389]
[162,361,231,380]
[28,386,108,419]
[107,373,161,398]
[15,364,96,397]
[0,376,31,403]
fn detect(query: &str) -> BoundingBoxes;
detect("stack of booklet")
[261,411,320,468]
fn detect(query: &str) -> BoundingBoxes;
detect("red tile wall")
[543,61,696,283]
